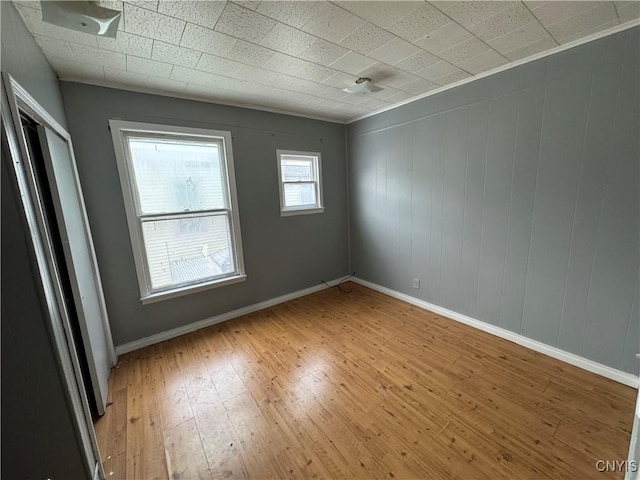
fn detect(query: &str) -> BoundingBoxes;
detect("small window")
[109,120,245,303]
[276,150,324,216]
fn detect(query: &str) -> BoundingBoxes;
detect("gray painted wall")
[1,2,89,478]
[60,82,349,346]
[1,2,67,128]
[348,27,639,375]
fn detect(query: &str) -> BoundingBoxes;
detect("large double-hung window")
[110,121,245,303]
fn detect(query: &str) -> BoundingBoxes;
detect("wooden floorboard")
[95,283,636,479]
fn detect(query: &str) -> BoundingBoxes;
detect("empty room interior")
[2,0,640,478]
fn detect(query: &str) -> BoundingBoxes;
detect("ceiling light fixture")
[41,1,122,38]
[342,77,380,96]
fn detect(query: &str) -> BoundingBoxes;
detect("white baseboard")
[115,278,344,355]
[352,277,640,389]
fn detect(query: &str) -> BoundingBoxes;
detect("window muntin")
[277,150,323,216]
[110,121,245,302]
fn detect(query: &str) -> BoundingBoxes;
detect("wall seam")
[519,60,549,336]
[439,113,448,306]
[555,66,596,347]
[344,123,352,274]
[474,98,492,320]
[498,91,521,329]
[456,107,473,311]
[455,107,471,312]
[578,33,628,357]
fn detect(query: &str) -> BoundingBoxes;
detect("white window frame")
[276,149,324,217]
[109,120,245,304]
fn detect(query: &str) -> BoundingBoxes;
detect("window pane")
[128,137,226,214]
[141,214,234,290]
[284,182,317,208]
[281,156,314,182]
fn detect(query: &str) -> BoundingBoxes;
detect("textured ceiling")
[13,1,640,122]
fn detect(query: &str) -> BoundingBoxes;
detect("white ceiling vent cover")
[41,1,122,38]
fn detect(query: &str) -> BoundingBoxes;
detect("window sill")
[140,274,247,305]
[280,207,324,217]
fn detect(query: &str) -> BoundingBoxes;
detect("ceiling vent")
[41,1,122,38]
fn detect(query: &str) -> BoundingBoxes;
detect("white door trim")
[3,73,116,366]
[1,73,105,479]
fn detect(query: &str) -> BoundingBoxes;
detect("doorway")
[20,113,101,414]
[2,73,115,478]
[4,74,115,414]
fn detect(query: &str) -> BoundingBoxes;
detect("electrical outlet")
[412,278,420,289]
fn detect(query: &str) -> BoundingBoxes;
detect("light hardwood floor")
[94,283,636,479]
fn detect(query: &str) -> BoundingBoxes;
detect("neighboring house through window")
[276,149,324,216]
[109,120,245,303]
